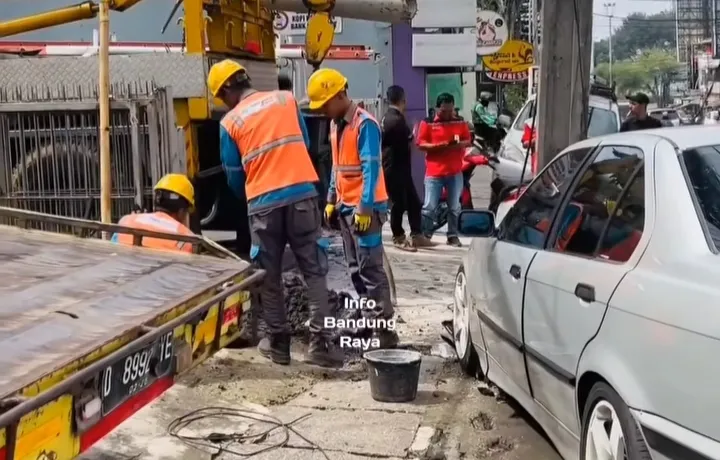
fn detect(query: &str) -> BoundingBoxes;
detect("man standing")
[416,93,472,247]
[207,59,342,368]
[307,68,399,349]
[113,174,196,253]
[381,85,430,251]
[620,93,663,132]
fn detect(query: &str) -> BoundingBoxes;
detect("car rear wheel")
[580,382,651,460]
[452,266,478,376]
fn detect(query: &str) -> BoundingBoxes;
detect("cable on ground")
[167,406,330,459]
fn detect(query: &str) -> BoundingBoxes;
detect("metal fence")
[0,82,182,233]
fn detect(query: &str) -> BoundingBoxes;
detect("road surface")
[80,168,561,460]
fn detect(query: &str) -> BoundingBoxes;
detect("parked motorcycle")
[430,135,493,232]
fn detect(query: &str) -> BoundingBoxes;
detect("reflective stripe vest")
[330,106,388,207]
[114,212,194,254]
[220,90,318,200]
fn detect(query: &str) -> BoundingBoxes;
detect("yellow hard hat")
[307,68,348,110]
[207,59,246,97]
[154,173,195,211]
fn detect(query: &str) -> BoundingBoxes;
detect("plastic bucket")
[364,349,422,403]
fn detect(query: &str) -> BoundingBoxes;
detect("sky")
[592,0,673,40]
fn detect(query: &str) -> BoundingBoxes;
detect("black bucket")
[364,349,422,403]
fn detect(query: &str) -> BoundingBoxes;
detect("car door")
[480,146,592,397]
[523,144,647,436]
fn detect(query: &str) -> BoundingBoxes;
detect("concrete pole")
[536,0,593,168]
[604,2,615,85]
[99,0,112,226]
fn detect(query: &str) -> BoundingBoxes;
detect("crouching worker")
[112,173,196,253]
[207,59,343,368]
[307,68,399,349]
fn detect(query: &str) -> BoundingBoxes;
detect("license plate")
[99,331,174,415]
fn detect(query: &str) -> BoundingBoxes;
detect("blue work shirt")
[327,115,388,248]
[220,106,317,214]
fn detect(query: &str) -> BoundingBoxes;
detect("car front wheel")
[452,266,478,376]
[580,382,651,460]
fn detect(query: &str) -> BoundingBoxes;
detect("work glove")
[324,204,336,222]
[354,212,372,232]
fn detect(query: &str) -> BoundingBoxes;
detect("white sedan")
[453,126,720,460]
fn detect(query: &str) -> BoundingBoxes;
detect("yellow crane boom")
[0,0,144,38]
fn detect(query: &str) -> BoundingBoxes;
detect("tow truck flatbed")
[0,209,262,460]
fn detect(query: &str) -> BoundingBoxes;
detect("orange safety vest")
[221,90,318,200]
[114,211,194,254]
[330,106,388,207]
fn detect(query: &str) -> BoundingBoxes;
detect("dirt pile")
[240,272,355,342]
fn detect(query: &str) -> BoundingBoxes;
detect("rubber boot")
[306,335,344,368]
[258,333,291,365]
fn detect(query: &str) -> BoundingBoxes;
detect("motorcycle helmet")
[479,91,493,102]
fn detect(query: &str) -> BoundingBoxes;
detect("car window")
[587,107,619,137]
[596,167,645,262]
[497,147,592,248]
[682,145,720,250]
[548,145,644,258]
[512,100,535,131]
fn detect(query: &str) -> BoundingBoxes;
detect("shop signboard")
[476,10,508,56]
[482,40,534,72]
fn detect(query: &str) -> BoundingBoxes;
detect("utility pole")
[98,0,112,226]
[604,2,615,85]
[536,0,593,169]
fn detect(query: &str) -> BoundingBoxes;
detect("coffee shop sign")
[274,12,343,35]
[482,40,534,72]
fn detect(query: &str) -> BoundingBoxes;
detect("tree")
[593,10,676,64]
[595,49,681,105]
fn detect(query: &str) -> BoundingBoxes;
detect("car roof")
[649,108,676,113]
[588,125,720,151]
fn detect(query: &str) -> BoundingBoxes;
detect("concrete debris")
[240,271,354,341]
[430,342,456,360]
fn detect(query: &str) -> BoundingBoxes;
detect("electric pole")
[604,2,615,85]
[536,0,593,169]
[98,0,112,227]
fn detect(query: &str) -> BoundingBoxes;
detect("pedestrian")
[306,68,399,349]
[620,93,663,132]
[381,85,431,251]
[416,93,472,247]
[521,118,539,175]
[207,59,343,368]
[113,173,196,253]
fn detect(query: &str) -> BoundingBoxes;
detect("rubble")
[239,271,356,343]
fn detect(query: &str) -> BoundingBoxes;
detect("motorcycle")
[430,134,496,232]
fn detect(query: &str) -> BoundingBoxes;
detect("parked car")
[452,125,720,460]
[649,108,681,127]
[490,82,622,211]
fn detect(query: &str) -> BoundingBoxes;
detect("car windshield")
[587,107,618,137]
[682,145,720,248]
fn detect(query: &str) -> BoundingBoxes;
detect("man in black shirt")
[381,85,430,250]
[620,92,663,132]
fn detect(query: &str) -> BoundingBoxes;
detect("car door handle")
[575,283,595,302]
[509,264,521,279]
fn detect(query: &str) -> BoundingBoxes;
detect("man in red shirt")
[416,93,472,247]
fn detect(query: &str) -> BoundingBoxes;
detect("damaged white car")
[452,126,720,460]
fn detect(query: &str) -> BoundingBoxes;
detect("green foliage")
[593,11,676,63]
[503,84,527,113]
[595,49,681,103]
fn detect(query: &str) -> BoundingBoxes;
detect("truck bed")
[0,224,250,400]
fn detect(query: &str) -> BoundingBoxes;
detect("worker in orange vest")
[112,173,196,253]
[207,59,342,368]
[307,68,399,350]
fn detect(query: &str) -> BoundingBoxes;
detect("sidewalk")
[82,231,559,460]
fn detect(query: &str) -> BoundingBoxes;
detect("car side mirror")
[497,114,512,129]
[458,210,495,237]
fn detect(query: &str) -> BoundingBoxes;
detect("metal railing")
[0,206,241,260]
[0,82,182,231]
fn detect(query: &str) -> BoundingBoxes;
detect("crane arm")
[0,0,144,39]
